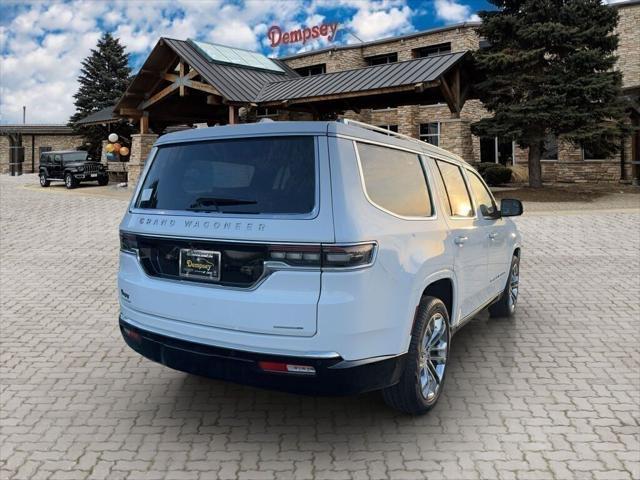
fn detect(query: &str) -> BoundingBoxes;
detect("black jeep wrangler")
[39,150,108,189]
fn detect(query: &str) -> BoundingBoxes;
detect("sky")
[0,0,495,124]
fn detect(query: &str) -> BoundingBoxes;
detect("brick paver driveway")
[1,175,639,480]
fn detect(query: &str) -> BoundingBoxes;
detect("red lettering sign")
[267,23,339,48]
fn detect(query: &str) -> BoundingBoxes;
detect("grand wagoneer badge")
[179,249,221,282]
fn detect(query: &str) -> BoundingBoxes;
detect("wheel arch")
[412,270,458,328]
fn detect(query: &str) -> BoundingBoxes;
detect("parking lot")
[1,174,639,480]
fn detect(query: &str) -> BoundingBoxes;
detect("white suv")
[118,120,522,414]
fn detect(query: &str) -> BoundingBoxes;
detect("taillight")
[268,245,321,267]
[267,243,376,269]
[322,243,376,269]
[120,231,138,254]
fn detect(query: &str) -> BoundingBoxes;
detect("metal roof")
[163,38,295,102]
[75,106,119,126]
[0,124,75,135]
[257,51,468,103]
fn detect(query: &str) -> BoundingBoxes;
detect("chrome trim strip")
[453,293,502,333]
[328,352,407,369]
[120,313,340,359]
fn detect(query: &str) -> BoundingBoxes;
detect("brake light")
[268,245,321,267]
[267,243,376,269]
[120,231,138,253]
[322,243,376,269]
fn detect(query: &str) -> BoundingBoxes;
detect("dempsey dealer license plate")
[179,249,221,282]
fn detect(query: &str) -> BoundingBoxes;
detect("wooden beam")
[185,80,222,96]
[179,61,185,97]
[120,107,142,117]
[228,105,238,125]
[139,113,149,134]
[138,82,179,110]
[439,75,459,117]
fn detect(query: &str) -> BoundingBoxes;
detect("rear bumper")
[119,316,405,395]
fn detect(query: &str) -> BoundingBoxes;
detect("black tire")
[97,175,108,186]
[64,172,78,189]
[383,296,451,415]
[489,254,520,318]
[39,172,50,187]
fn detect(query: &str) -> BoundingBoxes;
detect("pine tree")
[70,32,133,159]
[471,0,629,187]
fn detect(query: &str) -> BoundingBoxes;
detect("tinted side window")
[435,160,473,217]
[466,170,497,217]
[357,142,432,217]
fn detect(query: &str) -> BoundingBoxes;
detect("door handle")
[454,236,468,246]
[489,232,498,240]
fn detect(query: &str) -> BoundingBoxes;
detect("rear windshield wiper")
[187,197,258,212]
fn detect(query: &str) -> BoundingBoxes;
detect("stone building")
[0,125,84,175]
[281,0,640,183]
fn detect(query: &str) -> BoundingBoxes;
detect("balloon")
[105,143,114,153]
[108,133,118,143]
[114,143,122,151]
[119,146,129,156]
[106,152,117,161]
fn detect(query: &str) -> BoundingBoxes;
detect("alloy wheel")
[418,312,448,403]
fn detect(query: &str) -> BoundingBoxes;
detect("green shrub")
[475,162,499,175]
[482,165,512,186]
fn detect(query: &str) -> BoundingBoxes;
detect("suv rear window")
[135,136,316,215]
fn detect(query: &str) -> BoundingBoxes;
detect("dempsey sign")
[267,23,339,48]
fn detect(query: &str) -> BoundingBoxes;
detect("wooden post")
[139,112,149,134]
[228,105,238,125]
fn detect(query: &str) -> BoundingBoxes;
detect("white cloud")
[350,4,413,41]
[434,0,479,23]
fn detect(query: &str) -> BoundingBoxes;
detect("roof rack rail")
[337,118,464,162]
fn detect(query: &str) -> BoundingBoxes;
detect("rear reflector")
[258,361,316,375]
[123,327,141,343]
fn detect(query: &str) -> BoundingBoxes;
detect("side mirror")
[500,198,523,217]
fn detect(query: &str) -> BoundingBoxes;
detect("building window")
[256,107,279,118]
[542,134,558,160]
[377,124,398,134]
[420,122,440,146]
[365,52,398,66]
[413,43,452,58]
[294,63,326,76]
[582,141,610,160]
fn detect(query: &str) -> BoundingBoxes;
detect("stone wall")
[285,24,480,72]
[0,134,84,174]
[128,134,158,188]
[0,136,10,174]
[616,2,640,90]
